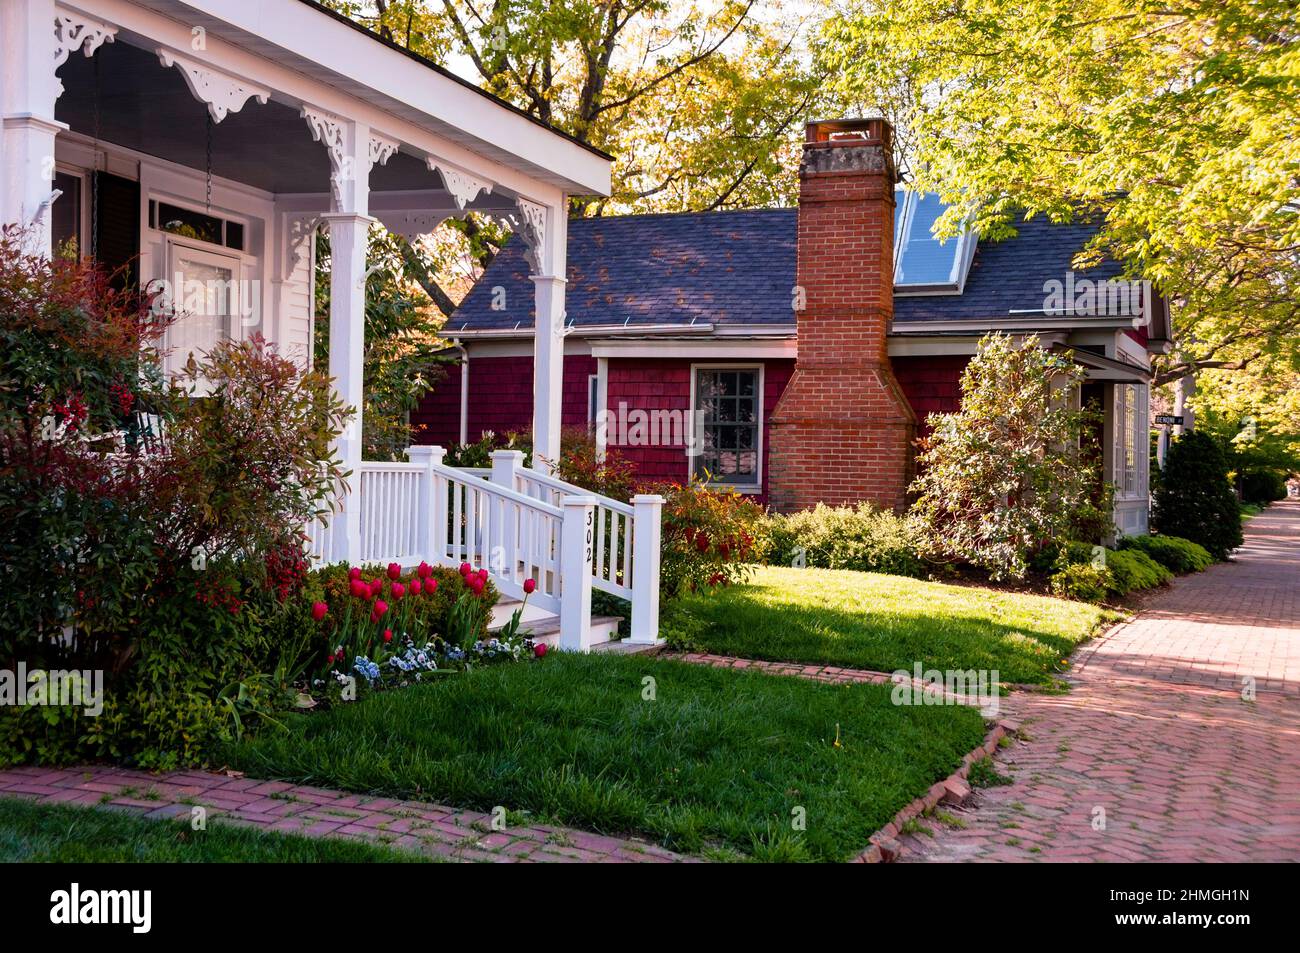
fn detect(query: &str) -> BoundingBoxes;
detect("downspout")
[451,338,469,445]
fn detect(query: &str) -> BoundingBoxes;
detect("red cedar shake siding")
[892,355,968,432]
[411,354,596,447]
[768,119,916,513]
[604,357,793,503]
[413,353,794,502]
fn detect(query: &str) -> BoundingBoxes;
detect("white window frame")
[51,164,90,257]
[1112,382,1149,501]
[688,362,764,493]
[162,238,246,383]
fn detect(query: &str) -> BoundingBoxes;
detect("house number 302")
[584,510,594,561]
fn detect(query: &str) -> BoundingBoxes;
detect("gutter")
[449,338,469,445]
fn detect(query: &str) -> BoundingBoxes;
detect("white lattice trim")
[429,160,493,210]
[157,48,270,123]
[53,10,117,97]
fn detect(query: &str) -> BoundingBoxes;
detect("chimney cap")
[805,117,891,146]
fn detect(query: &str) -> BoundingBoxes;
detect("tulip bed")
[662,565,1115,686]
[225,651,988,862]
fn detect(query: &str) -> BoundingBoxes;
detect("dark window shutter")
[92,171,140,292]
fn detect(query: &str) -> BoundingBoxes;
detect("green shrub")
[765,503,926,577]
[1104,548,1173,593]
[910,333,1103,579]
[0,245,350,768]
[1045,539,1171,600]
[644,478,770,599]
[1118,534,1214,574]
[1239,468,1287,504]
[1049,562,1112,603]
[1152,431,1243,559]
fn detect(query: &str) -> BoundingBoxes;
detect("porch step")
[487,607,653,653]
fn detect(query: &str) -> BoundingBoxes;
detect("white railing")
[508,462,635,600]
[485,450,661,644]
[357,462,427,564]
[304,448,663,649]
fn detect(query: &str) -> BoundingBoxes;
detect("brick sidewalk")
[0,765,695,863]
[902,501,1300,862]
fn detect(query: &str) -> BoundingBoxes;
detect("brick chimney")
[768,119,916,512]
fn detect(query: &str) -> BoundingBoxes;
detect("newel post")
[406,445,445,565]
[629,494,665,644]
[559,495,596,651]
[490,449,524,492]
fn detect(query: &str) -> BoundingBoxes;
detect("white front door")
[163,241,243,388]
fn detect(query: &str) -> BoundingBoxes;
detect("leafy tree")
[822,0,1300,390]
[318,1,835,310]
[1152,431,1243,559]
[910,333,1101,580]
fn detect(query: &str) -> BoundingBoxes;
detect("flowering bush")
[0,239,349,768]
[910,333,1103,580]
[643,478,769,599]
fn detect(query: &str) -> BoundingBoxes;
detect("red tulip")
[410,578,422,595]
[326,652,335,665]
[468,578,484,596]
[374,599,389,618]
[533,643,547,658]
[311,601,328,621]
[391,582,406,599]
[348,567,362,581]
[477,568,489,581]
[459,562,472,576]
[369,579,384,598]
[425,578,438,594]
[523,578,536,594]
[349,579,369,599]
[383,628,393,643]
[387,562,401,580]
[417,562,432,579]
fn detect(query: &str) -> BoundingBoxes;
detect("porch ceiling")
[55,38,515,207]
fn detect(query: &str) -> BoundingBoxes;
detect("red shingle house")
[415,119,1171,536]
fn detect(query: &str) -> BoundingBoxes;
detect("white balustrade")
[304,446,663,648]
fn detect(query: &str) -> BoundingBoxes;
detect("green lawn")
[665,565,1114,685]
[0,797,426,862]
[227,652,987,862]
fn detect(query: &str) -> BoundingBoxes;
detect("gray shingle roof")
[445,207,1123,333]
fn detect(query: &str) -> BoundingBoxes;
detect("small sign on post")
[1155,414,1183,426]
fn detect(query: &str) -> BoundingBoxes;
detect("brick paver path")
[0,765,694,863]
[902,501,1300,862]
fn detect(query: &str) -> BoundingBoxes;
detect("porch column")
[522,199,567,471]
[315,116,374,565]
[1,0,64,256]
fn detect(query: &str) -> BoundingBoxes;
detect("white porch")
[1,0,663,647]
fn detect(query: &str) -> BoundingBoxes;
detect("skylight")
[893,189,977,295]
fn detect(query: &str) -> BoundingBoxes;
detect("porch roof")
[64,0,611,198]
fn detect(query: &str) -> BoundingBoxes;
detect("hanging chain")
[205,113,214,213]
